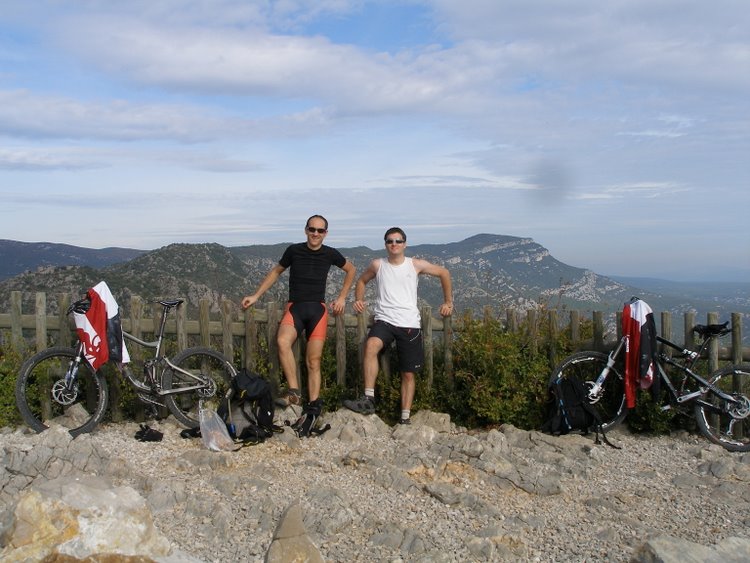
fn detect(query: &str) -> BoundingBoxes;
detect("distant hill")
[0,236,748,339]
[0,240,146,280]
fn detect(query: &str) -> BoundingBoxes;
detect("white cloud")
[0,0,748,280]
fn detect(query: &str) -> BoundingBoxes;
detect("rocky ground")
[3,407,750,562]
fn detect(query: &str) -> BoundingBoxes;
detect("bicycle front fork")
[588,338,627,400]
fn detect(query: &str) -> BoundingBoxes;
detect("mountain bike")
[549,321,750,452]
[15,297,237,437]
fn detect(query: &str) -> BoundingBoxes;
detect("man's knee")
[305,353,322,371]
[277,327,297,349]
[364,337,384,357]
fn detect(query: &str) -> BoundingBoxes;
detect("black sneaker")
[343,395,376,415]
[398,418,411,425]
[292,399,323,438]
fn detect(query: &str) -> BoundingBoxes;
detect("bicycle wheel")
[694,364,750,452]
[161,347,236,428]
[15,346,109,437]
[549,351,628,432]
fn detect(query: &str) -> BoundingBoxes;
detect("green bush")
[449,316,553,429]
[626,389,678,434]
[0,343,23,428]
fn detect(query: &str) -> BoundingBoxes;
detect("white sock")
[401,409,410,420]
[365,388,375,399]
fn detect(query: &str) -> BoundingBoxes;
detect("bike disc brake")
[51,379,79,406]
[730,395,750,419]
[196,377,218,398]
[584,381,603,404]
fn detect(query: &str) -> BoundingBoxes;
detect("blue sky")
[1,1,748,282]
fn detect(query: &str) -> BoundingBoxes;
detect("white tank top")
[372,257,420,328]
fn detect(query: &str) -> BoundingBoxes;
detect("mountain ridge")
[1,237,747,333]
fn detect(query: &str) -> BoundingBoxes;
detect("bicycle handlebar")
[692,321,731,339]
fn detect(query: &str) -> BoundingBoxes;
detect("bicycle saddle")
[68,297,91,315]
[157,299,184,308]
[693,322,731,338]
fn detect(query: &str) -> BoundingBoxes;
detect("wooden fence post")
[548,309,558,367]
[199,299,210,348]
[443,315,454,387]
[336,313,346,386]
[58,293,71,348]
[569,310,580,346]
[707,312,720,372]
[221,299,234,362]
[244,307,258,372]
[176,301,187,352]
[661,312,672,358]
[506,308,517,333]
[732,313,743,364]
[527,309,538,356]
[10,291,22,352]
[35,292,47,353]
[483,306,493,324]
[422,305,434,391]
[592,311,604,351]
[684,311,696,350]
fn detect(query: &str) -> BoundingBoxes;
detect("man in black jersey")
[241,215,356,435]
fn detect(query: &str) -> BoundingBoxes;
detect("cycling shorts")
[281,302,328,341]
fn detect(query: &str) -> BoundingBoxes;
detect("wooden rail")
[2,292,748,391]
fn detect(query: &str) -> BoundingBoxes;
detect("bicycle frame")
[589,330,742,411]
[117,303,212,397]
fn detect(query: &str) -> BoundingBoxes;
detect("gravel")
[24,411,750,562]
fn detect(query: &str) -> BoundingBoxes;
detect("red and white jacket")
[622,299,657,408]
[73,281,130,370]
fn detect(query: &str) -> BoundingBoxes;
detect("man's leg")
[399,371,416,424]
[400,371,415,411]
[277,323,301,399]
[343,335,384,414]
[363,336,384,389]
[397,327,423,424]
[305,338,325,402]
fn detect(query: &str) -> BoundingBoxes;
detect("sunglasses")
[385,239,405,245]
[306,227,327,234]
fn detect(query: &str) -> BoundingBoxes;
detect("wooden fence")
[2,291,749,392]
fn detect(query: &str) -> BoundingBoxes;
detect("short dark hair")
[384,227,406,241]
[306,214,328,230]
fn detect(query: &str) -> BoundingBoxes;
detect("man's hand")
[353,300,367,314]
[241,295,258,310]
[439,302,453,317]
[330,297,346,316]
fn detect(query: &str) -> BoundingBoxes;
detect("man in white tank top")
[344,227,453,424]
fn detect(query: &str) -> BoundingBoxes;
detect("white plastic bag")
[198,401,236,452]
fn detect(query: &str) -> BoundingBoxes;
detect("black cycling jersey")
[279,243,346,302]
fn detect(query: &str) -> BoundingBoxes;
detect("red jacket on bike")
[622,299,657,408]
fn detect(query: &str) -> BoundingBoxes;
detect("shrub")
[0,342,23,428]
[449,316,552,429]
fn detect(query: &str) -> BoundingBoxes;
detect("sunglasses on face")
[385,239,405,245]
[307,227,327,234]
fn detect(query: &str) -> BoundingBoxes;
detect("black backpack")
[217,368,276,441]
[542,375,620,449]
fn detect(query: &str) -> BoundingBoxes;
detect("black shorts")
[368,320,424,373]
